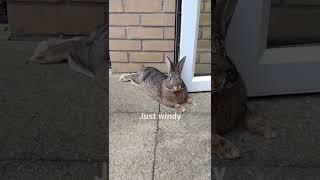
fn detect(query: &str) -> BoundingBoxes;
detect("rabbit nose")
[175,85,181,90]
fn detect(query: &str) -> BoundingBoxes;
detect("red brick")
[163,0,175,12]
[202,27,211,39]
[141,14,175,26]
[109,14,140,26]
[199,13,211,26]
[109,27,126,39]
[110,52,128,62]
[200,0,211,13]
[124,0,162,12]
[110,40,141,51]
[197,40,211,52]
[142,40,174,51]
[129,52,163,62]
[164,27,174,39]
[127,27,163,39]
[199,52,211,63]
[110,0,123,12]
[111,63,141,72]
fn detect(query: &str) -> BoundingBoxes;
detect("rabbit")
[28,25,107,91]
[119,56,194,112]
[212,0,276,160]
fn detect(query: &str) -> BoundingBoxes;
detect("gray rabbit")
[28,25,107,91]
[120,56,194,112]
[213,0,276,160]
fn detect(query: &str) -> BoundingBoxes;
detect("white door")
[227,0,320,97]
[180,0,211,92]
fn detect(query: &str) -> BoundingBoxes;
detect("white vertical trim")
[180,0,211,92]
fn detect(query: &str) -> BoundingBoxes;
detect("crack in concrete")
[151,103,161,180]
[151,118,160,180]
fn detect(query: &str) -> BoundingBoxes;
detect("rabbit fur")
[213,0,276,160]
[120,56,194,112]
[28,25,107,91]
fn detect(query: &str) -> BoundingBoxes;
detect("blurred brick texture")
[7,0,107,36]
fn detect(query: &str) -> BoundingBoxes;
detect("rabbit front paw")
[187,97,197,106]
[174,104,186,112]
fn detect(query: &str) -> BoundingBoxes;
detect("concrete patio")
[110,72,320,180]
[109,74,211,179]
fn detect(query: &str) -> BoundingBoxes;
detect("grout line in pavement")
[151,104,160,180]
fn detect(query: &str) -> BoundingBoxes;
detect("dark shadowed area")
[0,40,107,178]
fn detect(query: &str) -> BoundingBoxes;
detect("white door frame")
[180,0,211,92]
[227,0,320,96]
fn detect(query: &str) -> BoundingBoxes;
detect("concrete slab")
[0,40,106,160]
[212,167,320,180]
[214,94,320,167]
[154,114,211,179]
[0,161,103,180]
[109,74,160,113]
[160,92,211,114]
[109,113,157,179]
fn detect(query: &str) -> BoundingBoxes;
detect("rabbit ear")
[165,56,174,73]
[215,0,238,38]
[177,56,186,73]
[87,24,107,44]
[95,25,107,40]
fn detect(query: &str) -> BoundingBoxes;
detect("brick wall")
[110,0,211,75]
[196,0,211,75]
[7,0,107,37]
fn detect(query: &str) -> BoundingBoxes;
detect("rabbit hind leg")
[119,73,142,87]
[119,73,133,82]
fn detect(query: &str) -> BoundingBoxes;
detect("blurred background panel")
[268,0,320,46]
